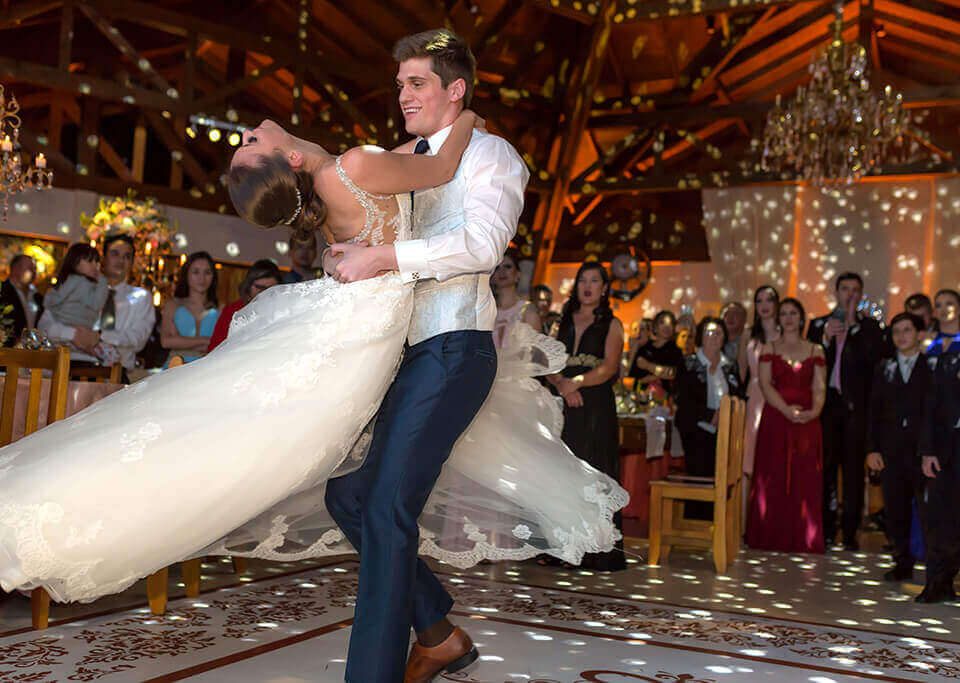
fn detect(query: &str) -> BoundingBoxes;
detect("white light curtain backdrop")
[703,177,960,317]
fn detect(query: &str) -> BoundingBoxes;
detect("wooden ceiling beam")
[874,0,960,36]
[530,0,805,24]
[58,97,135,183]
[533,0,616,283]
[0,0,61,29]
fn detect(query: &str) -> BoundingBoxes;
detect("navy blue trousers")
[325,330,497,682]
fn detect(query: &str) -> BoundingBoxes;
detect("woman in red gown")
[747,298,827,553]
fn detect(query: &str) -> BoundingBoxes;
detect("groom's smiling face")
[396,57,464,139]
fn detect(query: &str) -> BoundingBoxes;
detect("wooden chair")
[69,363,123,384]
[0,349,171,628]
[648,396,746,574]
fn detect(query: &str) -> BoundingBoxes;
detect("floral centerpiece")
[80,190,177,298]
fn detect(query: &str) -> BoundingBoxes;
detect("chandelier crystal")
[0,84,53,221]
[760,2,910,186]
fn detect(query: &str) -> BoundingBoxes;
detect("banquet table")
[12,377,124,441]
[619,413,685,537]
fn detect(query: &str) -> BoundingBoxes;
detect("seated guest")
[629,310,684,399]
[866,313,933,583]
[160,251,220,365]
[918,345,960,603]
[721,301,747,361]
[676,313,697,356]
[39,234,154,379]
[747,298,827,554]
[927,289,960,357]
[208,259,283,351]
[283,233,320,283]
[0,254,43,346]
[675,316,742,519]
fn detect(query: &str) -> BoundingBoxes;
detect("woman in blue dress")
[160,251,220,364]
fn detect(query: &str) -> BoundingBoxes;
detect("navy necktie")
[411,139,430,209]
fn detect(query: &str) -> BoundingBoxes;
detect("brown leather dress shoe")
[404,626,478,683]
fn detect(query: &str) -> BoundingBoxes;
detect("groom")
[323,29,529,682]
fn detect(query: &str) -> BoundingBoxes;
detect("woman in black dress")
[548,261,626,571]
[629,310,685,401]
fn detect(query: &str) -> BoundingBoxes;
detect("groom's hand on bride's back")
[329,242,397,283]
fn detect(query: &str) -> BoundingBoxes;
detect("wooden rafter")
[0,0,61,29]
[533,0,616,283]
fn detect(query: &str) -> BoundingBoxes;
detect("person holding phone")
[807,272,883,551]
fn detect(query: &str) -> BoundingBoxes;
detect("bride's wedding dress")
[0,158,627,604]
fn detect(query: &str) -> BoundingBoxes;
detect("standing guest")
[160,251,220,365]
[531,284,560,335]
[0,254,42,346]
[39,234,155,379]
[675,317,742,519]
[548,261,626,571]
[918,348,960,602]
[208,259,283,351]
[676,313,697,356]
[738,285,781,507]
[629,310,684,399]
[44,244,115,364]
[748,298,826,553]
[721,301,748,362]
[491,249,540,347]
[625,318,653,375]
[927,289,960,357]
[283,233,320,283]
[906,293,938,346]
[866,313,933,583]
[808,272,883,550]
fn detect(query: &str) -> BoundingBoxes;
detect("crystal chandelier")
[0,84,53,221]
[760,1,910,186]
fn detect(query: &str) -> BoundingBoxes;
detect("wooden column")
[532,0,616,284]
[132,119,147,183]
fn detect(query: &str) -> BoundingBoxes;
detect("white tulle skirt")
[0,275,627,603]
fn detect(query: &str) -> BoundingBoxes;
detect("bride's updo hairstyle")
[227,154,327,243]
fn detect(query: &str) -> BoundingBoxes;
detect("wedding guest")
[721,301,748,361]
[866,313,933,583]
[625,318,653,377]
[0,254,42,346]
[906,293,937,344]
[548,261,626,571]
[808,272,883,550]
[675,316,742,519]
[161,251,219,365]
[208,259,283,351]
[927,289,960,357]
[629,310,684,399]
[676,313,697,356]
[39,234,155,379]
[531,284,560,335]
[748,298,826,553]
[738,285,781,507]
[491,249,540,347]
[918,346,960,602]
[44,244,115,364]
[283,233,321,283]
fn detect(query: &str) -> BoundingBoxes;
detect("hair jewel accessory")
[284,188,303,225]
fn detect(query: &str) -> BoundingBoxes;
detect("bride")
[0,113,627,604]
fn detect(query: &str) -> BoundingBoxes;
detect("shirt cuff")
[697,421,717,434]
[394,239,432,284]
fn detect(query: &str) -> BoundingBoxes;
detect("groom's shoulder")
[467,129,522,160]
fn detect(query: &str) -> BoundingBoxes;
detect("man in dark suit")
[866,313,933,582]
[0,254,43,346]
[918,349,960,603]
[808,272,883,550]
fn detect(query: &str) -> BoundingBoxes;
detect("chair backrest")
[726,397,746,492]
[0,347,71,446]
[710,396,733,502]
[69,363,123,384]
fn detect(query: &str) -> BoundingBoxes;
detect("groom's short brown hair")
[393,29,476,107]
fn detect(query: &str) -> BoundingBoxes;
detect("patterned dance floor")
[1,544,958,682]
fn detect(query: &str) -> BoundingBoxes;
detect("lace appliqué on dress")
[335,156,401,247]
